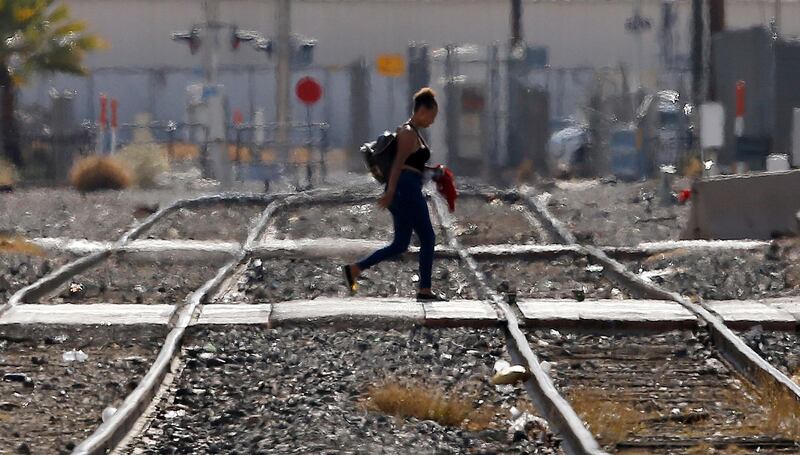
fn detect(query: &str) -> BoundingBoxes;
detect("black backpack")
[360,130,398,184]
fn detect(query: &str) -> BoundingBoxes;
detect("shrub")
[0,158,18,188]
[168,142,200,161]
[228,144,252,162]
[69,155,132,192]
[115,143,170,188]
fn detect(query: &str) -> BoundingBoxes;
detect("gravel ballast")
[545,179,691,247]
[452,196,543,247]
[0,188,214,241]
[217,257,478,304]
[479,257,628,300]
[44,256,219,305]
[0,325,165,454]
[143,202,267,242]
[265,202,447,246]
[129,326,562,454]
[530,329,797,453]
[1,252,80,305]
[739,327,800,378]
[625,245,800,301]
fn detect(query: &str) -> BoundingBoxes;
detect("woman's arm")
[378,127,416,208]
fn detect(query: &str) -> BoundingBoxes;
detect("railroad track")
[516,187,800,453]
[1,184,798,454]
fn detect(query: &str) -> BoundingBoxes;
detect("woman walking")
[342,88,446,301]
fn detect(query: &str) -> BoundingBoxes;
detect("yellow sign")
[376,54,406,77]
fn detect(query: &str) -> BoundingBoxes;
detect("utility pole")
[276,0,291,167]
[510,0,523,48]
[774,0,781,38]
[507,0,525,174]
[201,0,231,188]
[708,0,725,100]
[691,0,705,108]
[202,0,220,84]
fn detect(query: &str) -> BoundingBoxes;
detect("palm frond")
[2,1,104,82]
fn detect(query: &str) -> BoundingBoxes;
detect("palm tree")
[0,1,105,167]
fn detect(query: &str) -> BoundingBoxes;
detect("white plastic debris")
[164,409,186,419]
[102,406,117,423]
[62,350,88,363]
[585,264,604,273]
[540,360,553,376]
[610,288,625,300]
[493,359,511,373]
[492,365,530,385]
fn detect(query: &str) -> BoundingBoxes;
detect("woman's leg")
[354,206,413,273]
[409,191,436,292]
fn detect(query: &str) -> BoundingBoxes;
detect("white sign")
[700,102,724,149]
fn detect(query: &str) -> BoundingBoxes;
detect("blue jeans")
[357,170,435,289]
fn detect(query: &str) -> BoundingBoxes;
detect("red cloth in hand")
[433,165,458,212]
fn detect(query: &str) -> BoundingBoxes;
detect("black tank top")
[403,123,430,173]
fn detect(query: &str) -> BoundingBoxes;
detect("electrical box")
[446,81,487,177]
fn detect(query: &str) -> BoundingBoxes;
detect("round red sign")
[296,77,323,106]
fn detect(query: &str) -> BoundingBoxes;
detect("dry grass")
[69,155,132,192]
[684,444,749,454]
[169,142,200,161]
[289,147,312,164]
[260,149,278,164]
[719,371,800,441]
[227,144,252,162]
[364,381,496,431]
[568,388,647,446]
[0,158,17,187]
[641,248,693,266]
[750,374,800,440]
[0,234,45,257]
[116,144,170,188]
[683,156,704,179]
